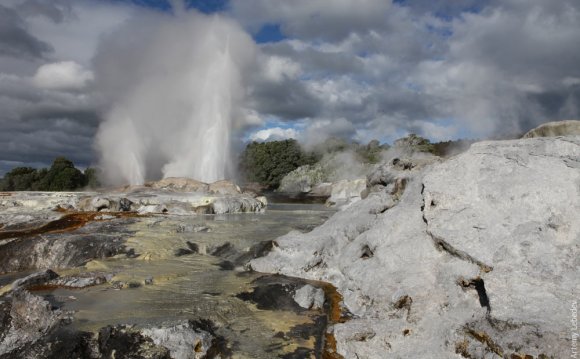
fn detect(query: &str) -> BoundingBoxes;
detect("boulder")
[278,164,327,193]
[522,119,580,138]
[293,284,325,310]
[141,320,217,359]
[326,179,367,208]
[251,136,579,358]
[0,290,66,356]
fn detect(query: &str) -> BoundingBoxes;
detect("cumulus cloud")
[0,0,129,176]
[1,0,580,176]
[33,61,93,90]
[250,127,299,142]
[235,0,580,142]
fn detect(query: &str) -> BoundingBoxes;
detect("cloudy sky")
[0,0,579,176]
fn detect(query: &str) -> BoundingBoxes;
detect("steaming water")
[95,9,255,185]
[35,203,334,358]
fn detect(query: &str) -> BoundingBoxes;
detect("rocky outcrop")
[251,136,580,358]
[278,164,328,193]
[293,284,325,310]
[0,287,227,359]
[0,219,135,274]
[522,119,580,138]
[0,179,266,227]
[0,290,68,356]
[325,179,367,208]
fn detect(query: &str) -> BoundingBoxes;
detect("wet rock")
[174,240,200,257]
[209,242,236,258]
[175,248,194,257]
[98,325,171,359]
[141,320,218,359]
[0,222,132,274]
[236,276,307,312]
[217,261,235,270]
[293,284,325,310]
[234,240,275,266]
[0,290,67,356]
[176,224,210,233]
[211,196,266,214]
[10,269,59,291]
[49,272,111,288]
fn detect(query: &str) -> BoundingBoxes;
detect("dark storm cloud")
[0,4,53,59]
[15,0,72,23]
[0,1,125,175]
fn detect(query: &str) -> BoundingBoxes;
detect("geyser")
[94,8,256,185]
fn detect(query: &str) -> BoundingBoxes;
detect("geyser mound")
[94,9,256,186]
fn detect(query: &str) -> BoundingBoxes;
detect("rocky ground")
[251,134,580,358]
[1,128,579,358]
[0,178,337,358]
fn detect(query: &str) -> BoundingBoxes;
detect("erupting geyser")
[95,6,256,185]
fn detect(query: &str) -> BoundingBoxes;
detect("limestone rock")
[326,179,367,208]
[208,180,241,195]
[293,284,325,310]
[251,136,579,358]
[141,320,217,359]
[278,164,327,193]
[0,290,66,356]
[522,119,580,138]
[146,177,209,192]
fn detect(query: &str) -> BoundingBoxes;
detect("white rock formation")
[522,119,580,138]
[326,179,368,208]
[0,179,266,229]
[251,136,580,358]
[293,284,325,310]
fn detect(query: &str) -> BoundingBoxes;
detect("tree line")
[0,157,100,191]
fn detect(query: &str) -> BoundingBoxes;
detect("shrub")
[239,139,316,188]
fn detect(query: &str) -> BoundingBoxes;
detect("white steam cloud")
[94,7,256,185]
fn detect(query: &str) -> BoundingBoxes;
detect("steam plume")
[94,6,256,185]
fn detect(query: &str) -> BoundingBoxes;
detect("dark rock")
[186,241,199,253]
[98,325,171,359]
[217,261,235,270]
[0,220,134,274]
[174,248,194,257]
[118,198,133,212]
[231,240,276,267]
[49,272,110,289]
[236,278,303,312]
[174,241,200,256]
[0,290,66,357]
[209,242,236,258]
[10,270,59,291]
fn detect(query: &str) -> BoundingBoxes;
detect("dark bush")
[239,139,316,188]
[0,157,100,191]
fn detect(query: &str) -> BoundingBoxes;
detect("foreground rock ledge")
[250,136,580,358]
[0,178,267,230]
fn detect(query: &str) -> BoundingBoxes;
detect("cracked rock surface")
[251,136,580,358]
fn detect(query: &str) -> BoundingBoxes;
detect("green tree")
[239,139,316,188]
[0,167,37,191]
[39,157,86,191]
